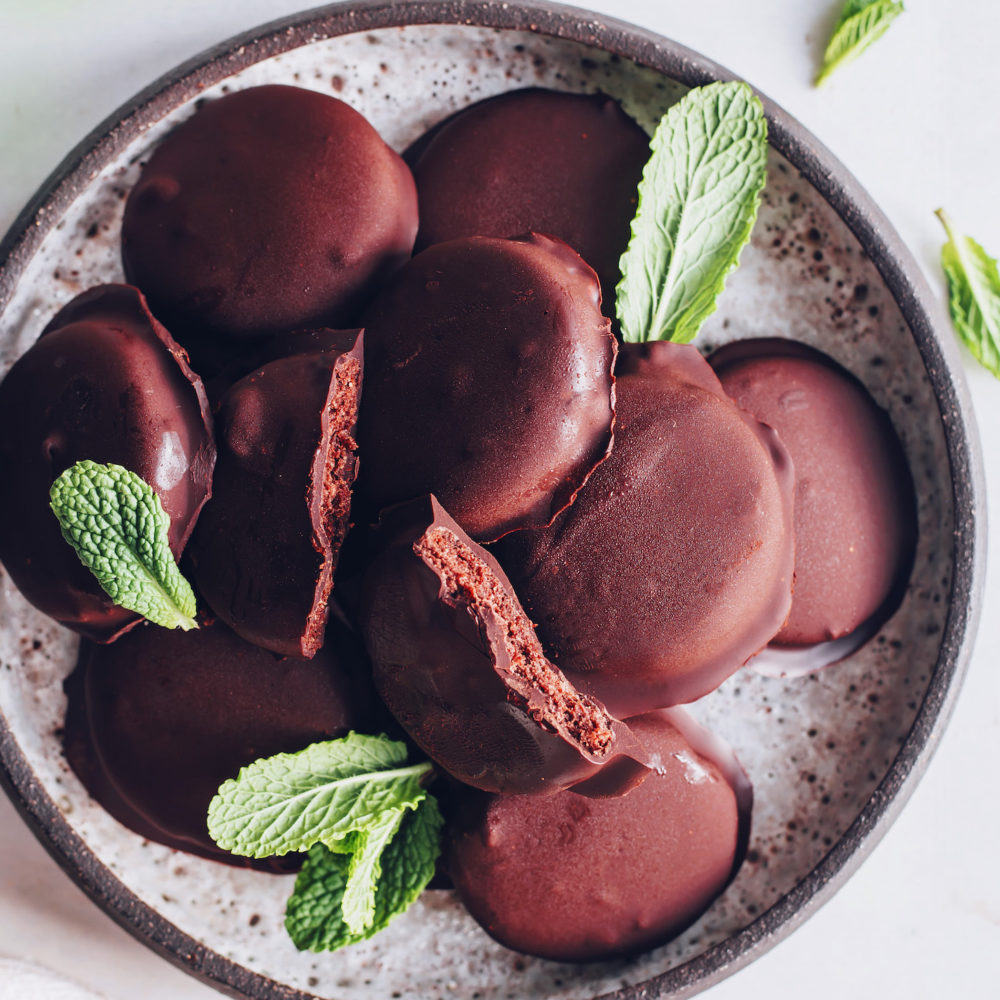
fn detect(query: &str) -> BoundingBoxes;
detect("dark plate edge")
[0,2,986,999]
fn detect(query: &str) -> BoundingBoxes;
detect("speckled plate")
[0,2,985,999]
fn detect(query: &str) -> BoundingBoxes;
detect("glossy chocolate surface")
[411,88,649,309]
[0,284,214,641]
[191,332,363,658]
[496,342,795,715]
[254,327,365,364]
[358,234,616,541]
[63,619,383,865]
[122,85,417,342]
[712,338,916,647]
[446,708,751,963]
[200,327,366,404]
[360,495,648,795]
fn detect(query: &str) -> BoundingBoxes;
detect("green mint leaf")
[836,0,877,25]
[616,81,768,345]
[937,209,1000,379]
[815,1,904,87]
[322,835,358,856]
[285,846,353,952]
[206,732,431,859]
[373,792,443,916]
[285,795,443,952]
[48,460,197,631]
[342,802,415,934]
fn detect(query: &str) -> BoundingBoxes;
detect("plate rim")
[0,2,986,999]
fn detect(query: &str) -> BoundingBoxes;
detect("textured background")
[0,1,997,999]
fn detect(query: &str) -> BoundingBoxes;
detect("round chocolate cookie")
[360,496,649,796]
[0,284,214,642]
[711,338,916,646]
[358,234,616,541]
[190,332,363,658]
[495,342,795,715]
[446,709,751,963]
[65,619,384,863]
[122,85,417,342]
[411,88,649,308]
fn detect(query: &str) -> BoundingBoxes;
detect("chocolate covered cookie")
[191,332,363,658]
[64,619,383,864]
[447,708,751,962]
[711,338,916,647]
[360,496,648,795]
[358,234,616,541]
[0,284,214,641]
[411,88,649,307]
[122,85,417,343]
[496,342,795,714]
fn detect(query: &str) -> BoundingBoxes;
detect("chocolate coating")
[200,326,366,406]
[254,327,365,365]
[358,234,616,541]
[447,709,752,963]
[0,284,214,641]
[63,619,383,864]
[496,342,795,715]
[411,88,649,308]
[360,496,648,795]
[190,331,363,658]
[122,85,417,341]
[711,338,917,646]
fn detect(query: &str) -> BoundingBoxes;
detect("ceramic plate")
[0,3,984,999]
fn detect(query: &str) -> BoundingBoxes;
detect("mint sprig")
[207,732,432,858]
[937,209,1000,379]
[48,460,197,630]
[207,732,440,952]
[815,0,904,87]
[616,81,768,345]
[285,796,443,952]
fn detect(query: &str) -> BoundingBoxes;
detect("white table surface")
[1,1,998,998]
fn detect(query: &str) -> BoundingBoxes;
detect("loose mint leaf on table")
[207,732,432,858]
[48,460,197,631]
[285,795,444,952]
[937,209,1000,379]
[815,0,904,87]
[616,80,768,345]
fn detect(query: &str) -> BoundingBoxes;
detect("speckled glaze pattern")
[0,4,984,1000]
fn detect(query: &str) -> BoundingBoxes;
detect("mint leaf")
[815,1,904,87]
[285,795,443,952]
[616,81,768,345]
[373,792,443,917]
[206,732,431,858]
[838,0,874,19]
[937,209,1000,379]
[285,846,353,952]
[342,802,414,934]
[48,460,197,630]
[209,733,443,952]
